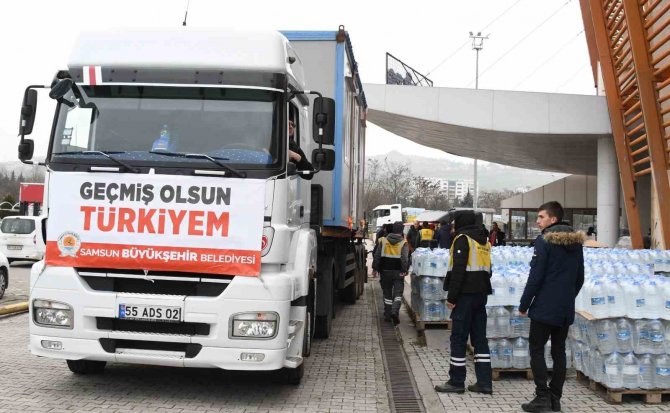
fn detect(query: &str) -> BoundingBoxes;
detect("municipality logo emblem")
[57,232,81,257]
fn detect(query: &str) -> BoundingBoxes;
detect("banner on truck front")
[45,172,265,276]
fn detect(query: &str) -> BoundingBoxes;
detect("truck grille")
[99,338,202,358]
[96,317,210,336]
[78,268,232,297]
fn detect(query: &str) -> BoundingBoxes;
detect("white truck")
[372,204,403,232]
[17,26,368,384]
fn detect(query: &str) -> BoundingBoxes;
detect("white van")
[0,216,46,263]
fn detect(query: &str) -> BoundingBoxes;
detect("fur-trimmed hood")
[542,223,585,249]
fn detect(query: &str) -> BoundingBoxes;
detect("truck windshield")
[50,85,280,169]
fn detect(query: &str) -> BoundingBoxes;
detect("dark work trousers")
[448,293,492,387]
[528,319,569,398]
[379,270,404,317]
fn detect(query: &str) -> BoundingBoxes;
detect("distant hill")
[367,151,566,192]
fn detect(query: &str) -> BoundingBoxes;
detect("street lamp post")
[470,32,488,210]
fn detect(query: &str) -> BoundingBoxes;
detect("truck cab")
[16,28,368,385]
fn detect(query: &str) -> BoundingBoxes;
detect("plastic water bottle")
[591,349,604,383]
[634,319,650,354]
[512,337,530,368]
[566,340,573,369]
[639,353,655,389]
[582,344,591,377]
[589,280,608,318]
[615,318,633,353]
[573,340,584,372]
[607,278,626,318]
[597,319,616,354]
[486,307,496,338]
[494,306,511,338]
[647,320,666,355]
[665,320,670,354]
[489,339,500,368]
[544,340,553,369]
[509,307,525,338]
[643,279,661,319]
[660,280,670,321]
[151,124,172,151]
[604,352,624,389]
[625,280,645,319]
[490,273,507,306]
[424,300,444,321]
[622,352,640,389]
[499,338,513,368]
[653,354,670,388]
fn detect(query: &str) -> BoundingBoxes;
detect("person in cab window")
[288,119,313,178]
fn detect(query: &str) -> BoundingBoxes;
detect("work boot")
[434,381,465,394]
[392,314,400,325]
[467,383,493,395]
[521,389,551,412]
[550,393,561,412]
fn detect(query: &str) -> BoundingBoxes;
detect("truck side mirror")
[312,97,335,145]
[18,139,35,161]
[49,78,74,100]
[19,89,38,136]
[312,148,335,171]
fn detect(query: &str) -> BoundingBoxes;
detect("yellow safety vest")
[380,237,406,258]
[448,234,491,273]
[420,228,434,240]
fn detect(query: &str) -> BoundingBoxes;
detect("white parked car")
[0,216,46,263]
[0,251,8,299]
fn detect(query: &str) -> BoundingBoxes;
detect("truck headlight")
[230,312,278,339]
[33,299,73,329]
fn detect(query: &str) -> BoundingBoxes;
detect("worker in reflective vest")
[418,221,435,248]
[435,210,494,395]
[372,221,409,325]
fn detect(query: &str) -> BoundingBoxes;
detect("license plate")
[118,304,182,322]
[6,245,22,250]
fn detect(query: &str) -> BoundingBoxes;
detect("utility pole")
[469,32,488,210]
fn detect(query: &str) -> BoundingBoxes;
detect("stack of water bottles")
[571,247,670,390]
[486,247,533,369]
[410,248,451,322]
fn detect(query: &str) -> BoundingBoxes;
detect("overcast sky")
[0,0,593,164]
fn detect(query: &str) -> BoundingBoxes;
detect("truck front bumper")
[29,266,305,371]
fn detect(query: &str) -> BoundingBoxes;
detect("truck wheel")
[341,276,357,304]
[314,257,334,339]
[303,278,316,357]
[66,359,106,374]
[284,363,304,385]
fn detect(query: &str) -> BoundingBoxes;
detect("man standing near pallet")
[373,221,409,325]
[519,201,585,412]
[435,210,493,395]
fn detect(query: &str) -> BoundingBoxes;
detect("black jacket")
[435,225,453,249]
[490,229,506,246]
[406,226,420,249]
[289,139,314,179]
[443,211,492,304]
[372,233,409,272]
[519,222,585,327]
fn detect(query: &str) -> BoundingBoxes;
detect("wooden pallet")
[403,297,451,332]
[492,368,533,381]
[576,370,670,404]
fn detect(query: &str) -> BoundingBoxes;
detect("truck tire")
[341,274,357,304]
[66,359,106,374]
[284,363,304,385]
[314,255,334,339]
[0,267,7,299]
[303,278,316,357]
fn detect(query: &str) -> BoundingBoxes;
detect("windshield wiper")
[52,150,140,173]
[149,151,246,178]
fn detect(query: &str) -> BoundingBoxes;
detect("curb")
[0,301,29,316]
